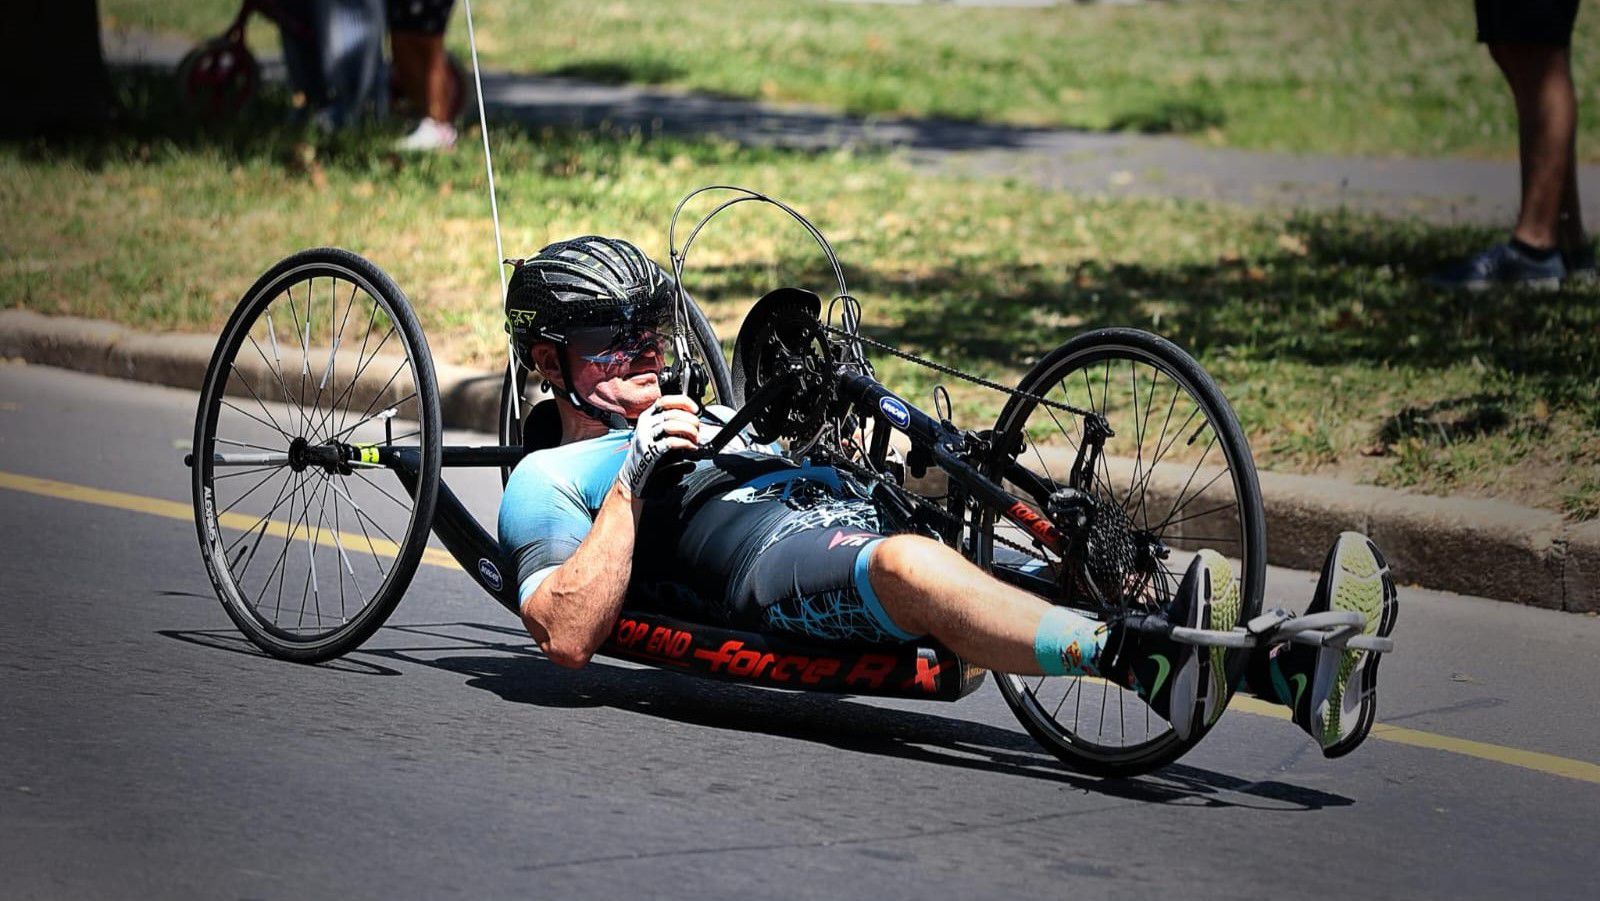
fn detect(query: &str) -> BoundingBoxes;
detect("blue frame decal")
[878,396,911,429]
[477,558,504,592]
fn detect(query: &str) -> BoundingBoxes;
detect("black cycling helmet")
[505,235,676,422]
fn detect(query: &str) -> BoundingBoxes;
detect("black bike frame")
[360,359,1089,702]
[379,441,989,702]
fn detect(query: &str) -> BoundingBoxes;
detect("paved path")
[5,364,1600,899]
[105,26,1600,226]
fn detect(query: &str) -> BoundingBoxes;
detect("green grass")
[102,0,1600,160]
[4,70,1598,518]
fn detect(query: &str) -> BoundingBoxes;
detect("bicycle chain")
[818,322,1095,419]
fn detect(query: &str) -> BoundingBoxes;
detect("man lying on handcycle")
[497,236,1398,755]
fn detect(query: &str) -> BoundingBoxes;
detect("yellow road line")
[6,468,1600,787]
[1226,694,1600,785]
[0,471,455,568]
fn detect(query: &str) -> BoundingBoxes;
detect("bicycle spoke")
[286,282,315,438]
[1132,382,1181,528]
[213,464,286,482]
[1128,360,1144,501]
[304,278,341,435]
[334,298,385,439]
[1129,403,1202,524]
[298,471,335,629]
[230,471,297,584]
[224,470,298,556]
[1151,433,1218,536]
[322,475,402,548]
[327,358,409,442]
[1098,672,1109,738]
[217,466,286,516]
[225,364,295,441]
[1155,500,1238,532]
[259,471,306,623]
[248,330,303,432]
[314,470,391,586]
[1048,376,1117,500]
[219,399,293,443]
[1095,362,1117,505]
[1051,675,1080,718]
[1152,467,1230,531]
[327,388,416,444]
[321,323,397,440]
[330,482,356,622]
[215,436,288,454]
[349,468,414,513]
[280,468,333,630]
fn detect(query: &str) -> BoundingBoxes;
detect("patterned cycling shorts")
[632,471,921,644]
[742,505,917,644]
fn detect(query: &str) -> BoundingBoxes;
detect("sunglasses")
[566,325,672,366]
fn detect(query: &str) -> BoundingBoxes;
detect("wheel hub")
[287,436,355,474]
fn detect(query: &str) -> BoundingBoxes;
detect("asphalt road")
[4,363,1599,900]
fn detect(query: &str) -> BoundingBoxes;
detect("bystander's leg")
[1490,42,1586,253]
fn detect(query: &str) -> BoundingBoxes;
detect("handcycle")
[185,187,1393,777]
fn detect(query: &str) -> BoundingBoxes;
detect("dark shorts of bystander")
[1475,0,1582,46]
[386,0,456,36]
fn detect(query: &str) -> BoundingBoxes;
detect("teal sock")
[1033,606,1104,677]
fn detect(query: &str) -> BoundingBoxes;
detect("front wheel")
[978,327,1266,776]
[191,248,442,663]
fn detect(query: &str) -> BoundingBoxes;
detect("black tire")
[497,292,735,483]
[191,248,442,663]
[978,327,1266,776]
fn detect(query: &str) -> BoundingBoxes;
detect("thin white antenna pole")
[460,0,519,421]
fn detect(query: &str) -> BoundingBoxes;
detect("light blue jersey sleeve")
[497,430,630,604]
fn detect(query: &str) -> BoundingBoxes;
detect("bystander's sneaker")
[1261,532,1398,757]
[1426,241,1566,291]
[1563,242,1597,286]
[394,117,457,152]
[1098,551,1221,741]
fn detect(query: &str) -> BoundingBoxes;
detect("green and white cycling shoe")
[1272,532,1398,757]
[1197,550,1242,730]
[1099,551,1220,741]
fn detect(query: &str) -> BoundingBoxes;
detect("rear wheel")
[978,327,1265,776]
[191,248,442,662]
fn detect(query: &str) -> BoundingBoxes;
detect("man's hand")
[696,403,754,453]
[616,395,702,500]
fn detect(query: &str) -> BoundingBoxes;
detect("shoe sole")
[1199,550,1240,728]
[1319,534,1398,757]
[1155,552,1213,743]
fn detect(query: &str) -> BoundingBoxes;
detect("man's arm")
[519,482,643,668]
[518,396,702,668]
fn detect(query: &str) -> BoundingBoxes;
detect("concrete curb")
[3,308,1595,613]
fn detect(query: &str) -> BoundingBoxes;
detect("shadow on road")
[160,620,1353,811]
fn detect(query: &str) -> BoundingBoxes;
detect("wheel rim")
[985,336,1262,765]
[197,262,436,650]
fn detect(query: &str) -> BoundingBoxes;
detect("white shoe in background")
[394,117,457,152]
